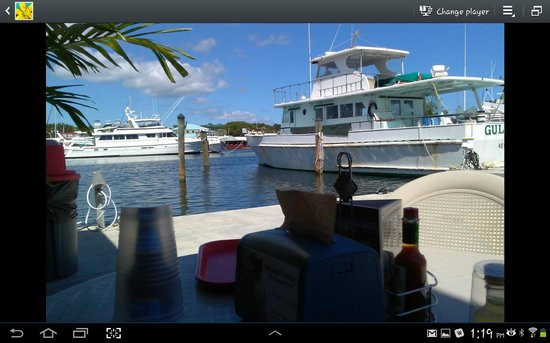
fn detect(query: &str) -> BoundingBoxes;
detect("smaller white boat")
[174,124,224,153]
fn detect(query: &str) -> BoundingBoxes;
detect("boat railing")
[363,112,504,126]
[273,80,312,105]
[274,72,373,105]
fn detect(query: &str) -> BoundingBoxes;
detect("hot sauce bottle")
[393,207,429,321]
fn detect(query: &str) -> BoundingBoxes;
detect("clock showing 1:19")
[472,328,493,339]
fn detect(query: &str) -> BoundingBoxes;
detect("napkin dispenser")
[234,229,384,322]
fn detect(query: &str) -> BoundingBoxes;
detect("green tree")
[46,23,194,133]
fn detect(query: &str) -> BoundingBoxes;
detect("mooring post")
[315,120,324,175]
[201,130,210,167]
[92,171,106,229]
[177,114,186,180]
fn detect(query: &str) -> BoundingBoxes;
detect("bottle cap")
[403,207,419,219]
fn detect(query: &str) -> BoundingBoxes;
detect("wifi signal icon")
[528,327,538,338]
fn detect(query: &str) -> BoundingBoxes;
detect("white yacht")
[64,107,202,158]
[246,45,504,175]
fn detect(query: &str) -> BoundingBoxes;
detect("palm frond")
[46,85,96,134]
[46,23,194,132]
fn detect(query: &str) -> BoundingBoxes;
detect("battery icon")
[541,329,547,338]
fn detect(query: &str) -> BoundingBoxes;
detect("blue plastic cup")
[113,205,183,322]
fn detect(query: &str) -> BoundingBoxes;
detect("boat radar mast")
[124,106,136,119]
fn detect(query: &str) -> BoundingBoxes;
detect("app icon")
[506,328,516,337]
[454,328,465,338]
[419,5,433,17]
[73,328,89,339]
[531,5,543,17]
[441,328,451,338]
[427,329,438,338]
[106,327,122,339]
[14,2,33,20]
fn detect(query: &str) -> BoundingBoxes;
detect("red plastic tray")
[195,239,240,289]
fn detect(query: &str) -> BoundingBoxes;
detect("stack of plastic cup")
[113,205,184,322]
[469,260,504,322]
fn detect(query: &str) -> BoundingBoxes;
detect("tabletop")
[46,247,502,323]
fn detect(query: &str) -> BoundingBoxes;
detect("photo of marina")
[46,23,504,324]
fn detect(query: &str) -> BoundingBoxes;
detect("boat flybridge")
[247,45,504,175]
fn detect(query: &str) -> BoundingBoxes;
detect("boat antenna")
[308,23,312,96]
[161,95,185,124]
[463,24,467,112]
[351,30,359,48]
[329,24,341,51]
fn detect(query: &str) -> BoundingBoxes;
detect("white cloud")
[216,80,229,89]
[52,52,228,98]
[248,34,290,47]
[193,97,210,104]
[233,48,248,59]
[215,111,257,121]
[192,38,216,53]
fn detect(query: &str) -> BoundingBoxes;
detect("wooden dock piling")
[315,120,323,176]
[177,114,186,180]
[201,131,210,167]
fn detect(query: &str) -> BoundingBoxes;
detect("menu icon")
[502,5,515,17]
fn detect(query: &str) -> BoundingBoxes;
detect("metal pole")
[308,23,312,97]
[463,24,467,111]
[177,114,186,180]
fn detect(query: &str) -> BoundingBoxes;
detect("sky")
[46,23,504,128]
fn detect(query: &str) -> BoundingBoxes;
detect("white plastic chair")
[378,171,504,256]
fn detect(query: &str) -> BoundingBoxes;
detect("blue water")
[66,150,411,226]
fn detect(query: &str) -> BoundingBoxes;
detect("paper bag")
[276,189,336,245]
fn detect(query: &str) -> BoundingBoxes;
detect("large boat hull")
[247,123,504,175]
[64,141,202,159]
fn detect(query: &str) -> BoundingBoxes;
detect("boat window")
[125,135,138,139]
[403,100,414,115]
[317,62,340,78]
[168,132,177,137]
[282,111,290,123]
[355,102,365,116]
[315,107,324,121]
[340,103,353,118]
[326,105,338,119]
[99,135,112,140]
[346,55,361,71]
[289,110,294,123]
[114,135,125,140]
[391,100,401,116]
[146,134,156,138]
